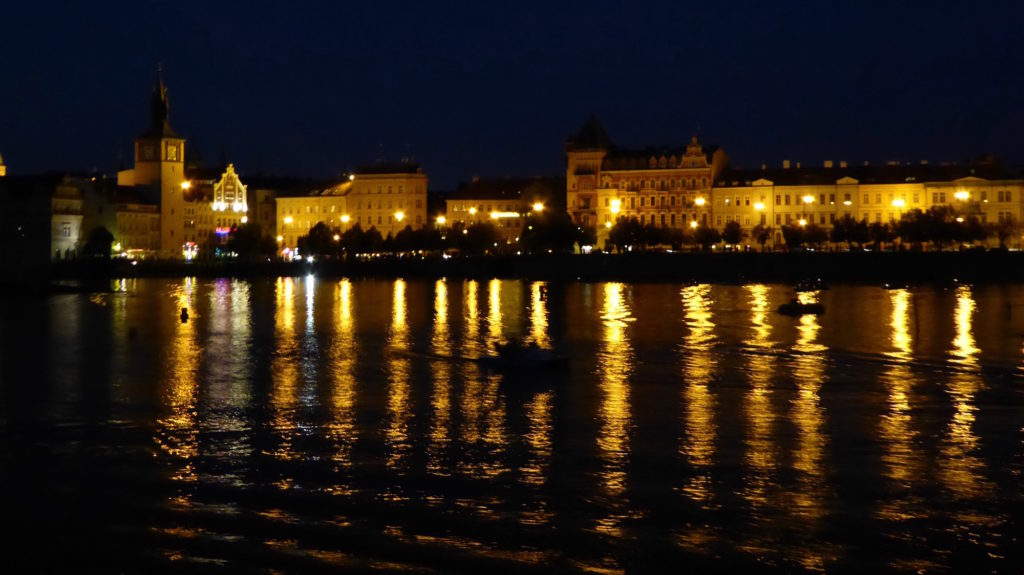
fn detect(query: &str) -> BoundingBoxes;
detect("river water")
[1,278,1022,573]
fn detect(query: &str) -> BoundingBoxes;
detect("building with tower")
[117,72,186,256]
[565,115,729,249]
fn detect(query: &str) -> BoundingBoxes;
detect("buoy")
[180,307,189,323]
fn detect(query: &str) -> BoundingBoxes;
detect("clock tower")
[134,71,186,256]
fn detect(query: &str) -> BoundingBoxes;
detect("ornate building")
[565,116,729,247]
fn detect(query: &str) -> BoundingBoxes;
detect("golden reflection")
[428,279,452,476]
[939,286,991,505]
[327,279,357,476]
[270,277,300,465]
[486,278,503,349]
[463,280,480,355]
[789,290,831,570]
[519,390,554,527]
[742,284,778,509]
[679,284,716,505]
[386,279,412,469]
[595,282,633,537]
[156,278,200,498]
[529,282,550,348]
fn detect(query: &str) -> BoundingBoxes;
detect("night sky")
[2,0,1022,188]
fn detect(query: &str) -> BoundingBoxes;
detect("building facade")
[445,176,564,244]
[712,159,1024,247]
[276,164,428,250]
[565,116,729,248]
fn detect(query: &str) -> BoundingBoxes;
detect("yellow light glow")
[276,235,284,242]
[340,214,350,223]
[348,174,355,181]
[180,181,191,190]
[610,199,621,214]
[799,219,807,226]
[892,198,905,208]
[240,215,248,223]
[753,202,765,211]
[605,221,612,228]
[395,211,404,222]
[468,207,477,215]
[689,221,698,229]
[843,200,852,206]
[956,216,964,223]
[333,234,340,241]
[695,197,706,206]
[113,242,122,252]
[954,191,969,201]
[436,215,446,225]
[802,195,814,204]
[284,216,293,224]
[532,202,544,212]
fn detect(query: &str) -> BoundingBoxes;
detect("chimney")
[840,160,847,168]
[783,160,791,169]
[824,160,833,168]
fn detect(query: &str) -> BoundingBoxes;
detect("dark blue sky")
[2,0,1022,188]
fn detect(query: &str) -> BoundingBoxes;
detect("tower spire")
[143,65,179,138]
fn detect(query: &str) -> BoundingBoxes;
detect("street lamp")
[689,220,698,229]
[954,191,969,201]
[340,214,350,224]
[753,201,765,225]
[333,234,340,241]
[610,198,621,214]
[532,202,544,212]
[605,221,612,229]
[801,195,814,225]
[284,216,293,225]
[276,235,284,243]
[395,211,404,222]
[180,181,191,191]
[468,207,478,216]
[436,215,446,225]
[694,197,706,207]
[798,218,807,227]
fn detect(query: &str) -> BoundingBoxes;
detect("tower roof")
[567,114,613,151]
[140,70,180,139]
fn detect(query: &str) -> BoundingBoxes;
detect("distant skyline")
[2,0,1022,188]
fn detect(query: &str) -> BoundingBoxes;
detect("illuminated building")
[0,151,6,177]
[445,177,564,243]
[117,71,186,255]
[275,164,428,249]
[565,115,729,248]
[712,159,1024,247]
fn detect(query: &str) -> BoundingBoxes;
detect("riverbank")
[35,251,1024,285]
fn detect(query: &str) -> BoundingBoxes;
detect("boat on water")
[476,342,569,371]
[776,298,825,316]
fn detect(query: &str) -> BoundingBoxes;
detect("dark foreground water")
[1,278,1022,573]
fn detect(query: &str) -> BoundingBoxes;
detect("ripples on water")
[1,278,1022,573]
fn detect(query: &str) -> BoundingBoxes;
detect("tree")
[803,223,828,249]
[340,223,365,256]
[576,224,597,252]
[868,222,892,251]
[693,225,721,251]
[82,226,115,259]
[992,216,1019,249]
[780,224,803,251]
[608,217,643,253]
[722,221,746,247]
[460,222,501,255]
[297,221,338,258]
[751,224,772,252]
[227,223,276,260]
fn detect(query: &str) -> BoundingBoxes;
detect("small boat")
[777,299,824,316]
[477,342,568,371]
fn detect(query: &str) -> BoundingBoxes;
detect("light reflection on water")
[2,278,1024,573]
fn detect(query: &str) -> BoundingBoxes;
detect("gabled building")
[566,115,728,248]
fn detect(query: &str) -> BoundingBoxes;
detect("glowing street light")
[490,211,500,219]
[954,190,969,201]
[340,214,350,224]
[802,195,814,205]
[610,198,621,214]
[798,218,807,227]
[605,221,612,228]
[284,216,293,224]
[955,216,965,223]
[395,211,404,222]
[276,235,284,243]
[532,202,544,212]
[690,221,698,229]
[180,181,191,191]
[240,215,248,224]
[436,215,446,225]
[333,234,340,241]
[892,198,906,208]
[468,207,478,215]
[348,174,355,181]
[694,197,706,207]
[753,202,765,211]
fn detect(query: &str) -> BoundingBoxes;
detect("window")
[775,195,781,206]
[605,198,609,207]
[939,192,946,203]
[913,193,919,204]
[784,195,791,206]
[776,214,782,225]
[829,194,835,204]
[744,196,750,206]
[863,194,870,205]
[61,223,71,238]
[875,193,881,204]
[820,194,825,205]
